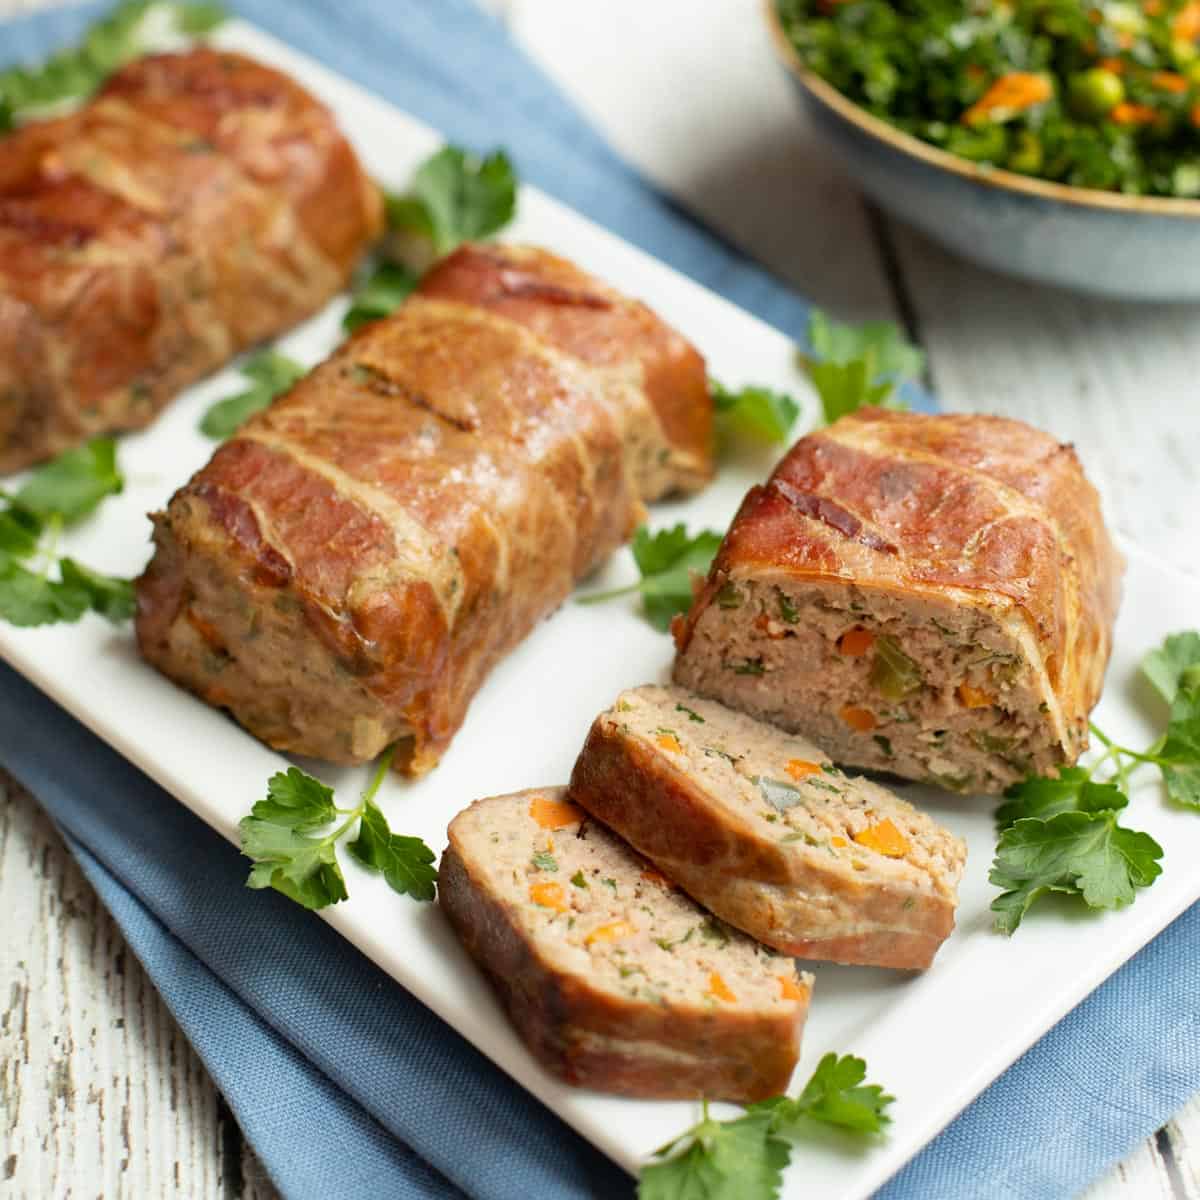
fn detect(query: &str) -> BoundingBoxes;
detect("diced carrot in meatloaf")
[672,410,1123,795]
[440,787,812,1101]
[568,686,967,971]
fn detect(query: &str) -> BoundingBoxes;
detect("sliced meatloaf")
[420,243,713,499]
[569,685,966,970]
[135,257,713,774]
[0,48,383,472]
[673,409,1123,795]
[441,787,812,1101]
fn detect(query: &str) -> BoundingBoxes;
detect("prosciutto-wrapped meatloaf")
[441,788,811,1101]
[569,685,966,969]
[136,246,713,773]
[673,409,1123,795]
[0,48,383,472]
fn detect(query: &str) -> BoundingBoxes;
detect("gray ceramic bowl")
[765,2,1200,301]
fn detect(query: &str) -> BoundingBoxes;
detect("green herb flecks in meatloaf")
[440,787,811,1102]
[569,685,966,970]
[673,409,1123,795]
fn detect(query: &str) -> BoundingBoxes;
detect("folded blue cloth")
[2,3,1196,1199]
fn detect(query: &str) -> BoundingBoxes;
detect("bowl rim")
[764,0,1200,221]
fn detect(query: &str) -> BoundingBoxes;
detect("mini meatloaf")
[0,48,382,472]
[135,255,713,773]
[569,686,966,969]
[440,788,812,1101]
[673,409,1123,795]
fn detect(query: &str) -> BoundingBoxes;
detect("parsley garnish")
[342,262,420,333]
[199,351,307,440]
[988,630,1200,932]
[639,1054,893,1199]
[239,745,437,910]
[577,523,723,631]
[711,381,799,446]
[341,145,518,332]
[0,440,132,628]
[676,703,706,723]
[1142,632,1200,810]
[387,146,518,256]
[800,310,923,426]
[0,1,227,129]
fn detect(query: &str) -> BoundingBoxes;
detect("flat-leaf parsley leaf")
[639,1053,893,1200]
[711,381,799,446]
[800,310,923,426]
[577,523,723,631]
[199,350,307,440]
[388,146,517,256]
[239,746,438,910]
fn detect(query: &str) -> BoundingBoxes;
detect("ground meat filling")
[676,578,1063,793]
[612,687,964,889]
[464,792,805,1011]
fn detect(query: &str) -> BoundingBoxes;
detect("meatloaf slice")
[568,685,966,970]
[441,787,812,1101]
[419,243,712,499]
[0,48,382,472]
[673,409,1124,795]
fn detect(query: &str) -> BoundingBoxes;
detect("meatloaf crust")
[0,48,382,472]
[569,686,966,969]
[441,789,810,1101]
[420,244,712,498]
[673,410,1123,793]
[136,256,711,773]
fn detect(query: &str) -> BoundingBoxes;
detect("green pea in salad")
[776,0,1200,197]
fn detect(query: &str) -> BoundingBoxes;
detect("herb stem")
[324,743,397,843]
[576,582,640,605]
[38,514,62,579]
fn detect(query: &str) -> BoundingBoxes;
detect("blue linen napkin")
[1,3,1196,1198]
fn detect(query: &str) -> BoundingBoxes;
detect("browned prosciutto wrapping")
[135,244,713,773]
[0,48,383,472]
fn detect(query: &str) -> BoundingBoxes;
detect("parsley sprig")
[800,309,923,425]
[711,382,799,446]
[639,1053,893,1200]
[0,1,227,130]
[577,523,723,632]
[387,146,518,257]
[989,630,1200,933]
[199,350,307,440]
[342,146,518,333]
[343,263,420,333]
[0,439,133,627]
[239,745,438,910]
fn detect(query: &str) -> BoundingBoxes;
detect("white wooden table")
[2,1,1199,1197]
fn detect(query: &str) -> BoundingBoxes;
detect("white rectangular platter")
[3,19,1199,1199]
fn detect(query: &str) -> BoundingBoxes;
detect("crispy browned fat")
[135,245,714,773]
[0,48,383,472]
[673,409,1124,795]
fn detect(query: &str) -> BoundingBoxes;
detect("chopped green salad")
[776,0,1200,197]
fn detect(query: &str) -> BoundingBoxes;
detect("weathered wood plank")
[887,224,1200,579]
[1080,1136,1180,1200]
[1168,1094,1200,1199]
[0,772,273,1199]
